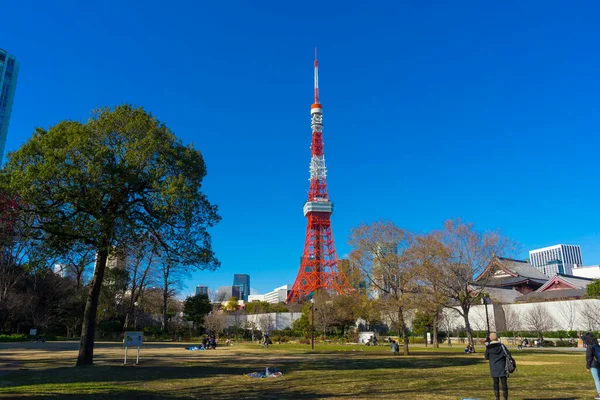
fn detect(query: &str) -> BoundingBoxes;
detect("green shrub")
[0,334,29,342]
[555,339,577,347]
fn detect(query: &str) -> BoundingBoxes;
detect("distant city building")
[233,274,250,302]
[264,285,291,303]
[195,285,209,296]
[248,294,265,302]
[572,265,600,280]
[247,285,291,304]
[217,286,240,302]
[107,252,127,270]
[529,244,583,277]
[0,48,19,165]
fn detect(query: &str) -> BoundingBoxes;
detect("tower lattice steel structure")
[286,51,351,303]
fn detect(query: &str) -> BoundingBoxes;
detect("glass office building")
[529,244,582,277]
[233,274,250,302]
[0,49,19,165]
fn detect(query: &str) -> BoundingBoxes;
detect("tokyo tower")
[286,51,351,303]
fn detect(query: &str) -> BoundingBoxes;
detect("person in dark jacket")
[485,332,509,400]
[584,332,600,399]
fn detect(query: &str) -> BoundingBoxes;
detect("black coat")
[586,343,600,369]
[485,341,508,377]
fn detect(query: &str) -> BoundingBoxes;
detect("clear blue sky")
[2,1,600,297]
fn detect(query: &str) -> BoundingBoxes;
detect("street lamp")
[310,299,315,350]
[134,301,139,330]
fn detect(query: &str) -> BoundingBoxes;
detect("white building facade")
[529,244,583,277]
[247,285,291,304]
[572,265,600,280]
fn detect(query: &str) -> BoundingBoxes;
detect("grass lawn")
[0,341,591,399]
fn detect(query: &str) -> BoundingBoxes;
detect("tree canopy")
[0,105,220,365]
[183,294,212,328]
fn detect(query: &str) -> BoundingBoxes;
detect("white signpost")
[123,331,143,365]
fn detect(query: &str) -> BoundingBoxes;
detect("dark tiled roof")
[498,257,548,280]
[487,276,547,287]
[516,288,587,302]
[556,274,595,289]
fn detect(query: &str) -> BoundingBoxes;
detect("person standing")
[584,332,600,399]
[391,340,399,356]
[485,332,509,400]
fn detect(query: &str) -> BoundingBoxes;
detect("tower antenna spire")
[314,47,319,105]
[286,51,352,303]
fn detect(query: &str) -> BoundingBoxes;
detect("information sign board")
[124,331,143,348]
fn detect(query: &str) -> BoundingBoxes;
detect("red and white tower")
[286,51,351,303]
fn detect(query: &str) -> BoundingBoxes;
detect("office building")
[248,294,265,302]
[217,285,240,302]
[529,244,583,277]
[264,284,291,303]
[195,285,209,296]
[247,285,291,304]
[233,274,250,302]
[0,48,19,165]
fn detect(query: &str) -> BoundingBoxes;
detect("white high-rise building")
[529,244,582,277]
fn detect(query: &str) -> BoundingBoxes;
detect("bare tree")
[524,304,555,338]
[256,313,274,335]
[63,244,96,289]
[557,301,578,332]
[313,291,337,339]
[203,312,226,337]
[440,309,455,336]
[349,221,419,355]
[503,306,521,333]
[435,219,516,350]
[411,233,449,348]
[123,240,159,330]
[579,301,600,332]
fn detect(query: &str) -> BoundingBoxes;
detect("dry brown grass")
[0,341,593,399]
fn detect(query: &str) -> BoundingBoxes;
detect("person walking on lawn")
[584,332,600,400]
[485,332,509,400]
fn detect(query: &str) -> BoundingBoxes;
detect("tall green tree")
[0,105,220,365]
[183,294,212,329]
[587,280,600,298]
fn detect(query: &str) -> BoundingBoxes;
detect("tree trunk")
[162,275,168,332]
[398,308,409,355]
[76,246,108,366]
[463,306,475,351]
[433,310,440,348]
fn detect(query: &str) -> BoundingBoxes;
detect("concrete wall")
[226,312,302,332]
[224,299,600,335]
[441,299,600,333]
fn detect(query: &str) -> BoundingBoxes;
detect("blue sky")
[2,1,600,297]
